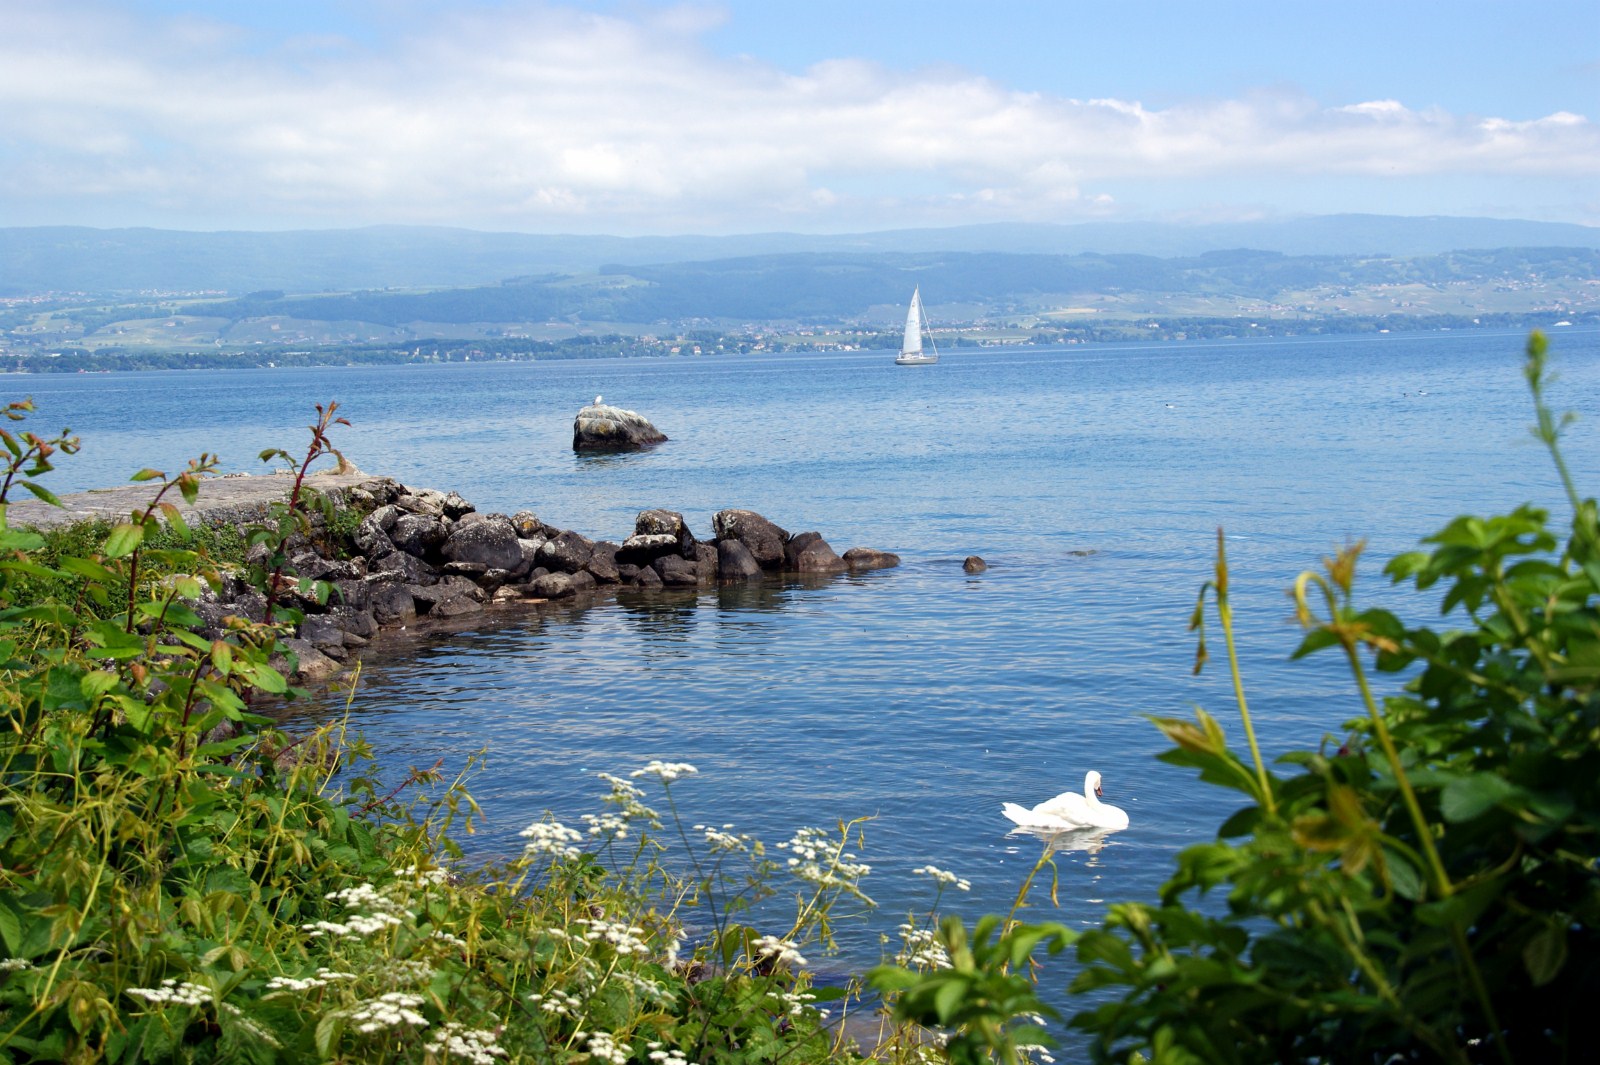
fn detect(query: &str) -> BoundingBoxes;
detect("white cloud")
[0,1,1594,231]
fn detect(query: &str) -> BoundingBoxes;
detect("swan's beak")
[1095,784,1103,797]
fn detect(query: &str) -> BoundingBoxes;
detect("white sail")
[900,288,924,356]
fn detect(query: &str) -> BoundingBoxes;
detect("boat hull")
[894,353,939,365]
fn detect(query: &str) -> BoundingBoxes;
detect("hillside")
[3,215,1598,297]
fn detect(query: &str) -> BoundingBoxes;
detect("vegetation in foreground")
[0,333,1595,1063]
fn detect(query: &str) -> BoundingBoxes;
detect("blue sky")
[3,1,1596,233]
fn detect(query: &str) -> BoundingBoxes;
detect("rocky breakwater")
[183,478,897,683]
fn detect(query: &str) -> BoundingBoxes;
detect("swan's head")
[1085,770,1104,798]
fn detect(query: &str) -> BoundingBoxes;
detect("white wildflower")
[382,959,435,987]
[346,991,428,1034]
[614,969,669,1001]
[751,935,808,968]
[519,820,585,859]
[646,1042,696,1065]
[396,865,452,887]
[527,988,582,1017]
[220,1003,283,1048]
[263,967,358,994]
[597,771,662,828]
[581,811,629,840]
[696,823,753,853]
[581,1030,628,1065]
[428,929,469,949]
[630,760,698,784]
[426,1022,508,1064]
[1018,1044,1056,1064]
[913,864,972,891]
[0,958,33,972]
[127,978,210,1007]
[768,988,817,1016]
[898,923,951,970]
[779,828,871,889]
[575,917,649,955]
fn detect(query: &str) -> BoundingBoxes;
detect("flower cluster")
[578,1029,629,1065]
[751,934,808,968]
[695,823,754,854]
[630,760,698,784]
[346,991,428,1034]
[301,913,403,939]
[613,969,669,1002]
[426,1022,508,1064]
[395,865,452,887]
[768,988,818,1017]
[0,958,33,972]
[779,827,871,889]
[519,820,584,859]
[264,968,358,993]
[913,864,972,891]
[647,1042,697,1065]
[127,979,210,1007]
[575,917,650,955]
[381,959,436,987]
[580,811,630,840]
[898,923,951,970]
[596,772,663,829]
[527,988,582,1017]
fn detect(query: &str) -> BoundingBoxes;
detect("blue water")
[12,328,1600,1030]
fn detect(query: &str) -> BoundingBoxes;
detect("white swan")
[593,394,603,406]
[1002,771,1129,831]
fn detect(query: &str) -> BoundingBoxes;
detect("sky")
[2,0,1597,234]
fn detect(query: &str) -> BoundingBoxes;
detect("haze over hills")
[3,215,1599,296]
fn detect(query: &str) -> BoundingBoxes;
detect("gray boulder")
[717,539,762,581]
[537,530,595,573]
[442,517,522,571]
[441,491,475,520]
[431,594,483,618]
[368,583,416,625]
[617,533,681,567]
[844,547,901,571]
[528,572,576,599]
[792,535,847,574]
[369,550,439,586]
[712,510,790,570]
[390,513,449,557]
[635,509,697,555]
[587,542,621,583]
[653,555,699,587]
[573,402,668,452]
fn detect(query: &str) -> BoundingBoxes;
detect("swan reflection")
[1007,824,1120,859]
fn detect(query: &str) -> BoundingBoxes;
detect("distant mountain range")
[3,215,1597,296]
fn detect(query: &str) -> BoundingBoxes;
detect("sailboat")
[894,287,939,365]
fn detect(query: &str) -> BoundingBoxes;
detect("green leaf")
[103,522,145,559]
[1383,847,1425,901]
[932,974,971,1024]
[1440,772,1519,822]
[158,501,191,540]
[314,1011,343,1060]
[129,468,164,482]
[18,481,62,507]
[1523,922,1568,986]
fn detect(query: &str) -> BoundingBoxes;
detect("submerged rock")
[573,402,668,452]
[964,556,987,574]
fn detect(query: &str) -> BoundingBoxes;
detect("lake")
[13,326,1599,1027]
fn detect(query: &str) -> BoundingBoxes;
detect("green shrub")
[873,332,1598,1063]
[0,400,909,1064]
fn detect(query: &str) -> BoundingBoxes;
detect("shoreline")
[10,468,900,685]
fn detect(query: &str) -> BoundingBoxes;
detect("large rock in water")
[573,402,667,452]
[712,509,790,570]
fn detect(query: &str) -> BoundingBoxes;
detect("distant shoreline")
[2,314,1590,374]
